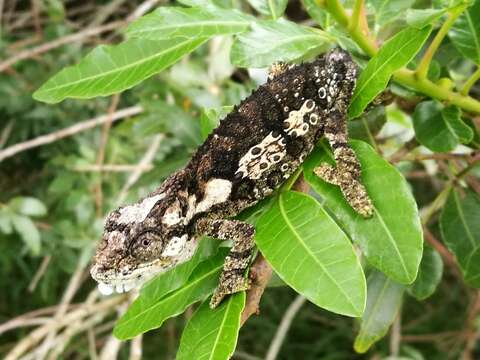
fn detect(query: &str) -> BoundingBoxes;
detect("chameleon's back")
[186,49,357,213]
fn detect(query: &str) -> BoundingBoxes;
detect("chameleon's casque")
[90,48,373,307]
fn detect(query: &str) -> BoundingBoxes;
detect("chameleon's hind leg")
[195,218,255,308]
[314,109,373,218]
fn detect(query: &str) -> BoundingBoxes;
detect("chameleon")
[90,48,373,308]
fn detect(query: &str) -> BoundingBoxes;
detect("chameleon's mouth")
[91,259,170,296]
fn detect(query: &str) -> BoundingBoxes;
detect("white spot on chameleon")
[162,200,183,226]
[283,100,316,137]
[195,178,232,214]
[117,193,165,224]
[236,132,287,180]
[162,234,188,257]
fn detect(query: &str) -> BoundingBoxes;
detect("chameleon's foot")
[341,179,374,218]
[314,163,340,185]
[209,273,250,308]
[314,162,374,218]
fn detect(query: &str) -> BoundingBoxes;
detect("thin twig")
[99,301,129,360]
[28,255,52,292]
[72,164,153,172]
[37,259,88,359]
[462,291,480,360]
[0,305,80,336]
[0,20,125,72]
[94,94,120,217]
[402,331,465,342]
[46,312,107,360]
[265,295,307,360]
[88,0,128,27]
[116,134,163,206]
[88,328,99,360]
[389,311,401,357]
[423,227,459,274]
[30,0,41,36]
[0,121,14,149]
[4,294,126,360]
[0,105,142,162]
[129,335,143,360]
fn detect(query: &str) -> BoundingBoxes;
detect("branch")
[4,294,127,360]
[240,254,273,326]
[116,134,163,206]
[462,66,480,95]
[0,105,143,162]
[0,21,125,73]
[318,0,480,114]
[240,176,309,326]
[416,4,467,79]
[1,0,162,73]
[265,295,307,360]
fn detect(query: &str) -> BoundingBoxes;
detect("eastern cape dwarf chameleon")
[90,48,373,308]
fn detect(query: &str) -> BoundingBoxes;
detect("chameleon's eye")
[131,230,164,261]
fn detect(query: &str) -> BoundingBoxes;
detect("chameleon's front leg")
[195,218,255,308]
[314,108,374,218]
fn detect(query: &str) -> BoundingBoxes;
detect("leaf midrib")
[128,20,250,36]
[209,297,235,360]
[248,33,325,52]
[38,38,205,96]
[278,193,360,314]
[360,275,391,334]
[452,190,477,249]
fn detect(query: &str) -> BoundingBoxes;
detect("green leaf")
[139,237,218,299]
[354,270,405,353]
[408,246,443,300]
[247,0,288,19]
[465,247,480,287]
[303,140,423,284]
[0,209,13,234]
[11,214,41,256]
[368,0,416,27]
[255,191,366,317]
[230,19,332,68]
[348,26,432,118]
[449,0,480,64]
[33,37,206,103]
[440,189,480,286]
[406,8,447,29]
[176,0,236,7]
[413,101,473,152]
[126,7,251,40]
[176,292,245,360]
[9,197,47,217]
[113,249,226,340]
[301,0,328,28]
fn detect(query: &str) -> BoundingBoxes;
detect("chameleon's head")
[90,191,197,295]
[310,48,357,110]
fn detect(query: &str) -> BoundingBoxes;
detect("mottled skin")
[90,49,373,307]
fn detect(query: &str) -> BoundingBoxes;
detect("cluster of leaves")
[1,0,480,359]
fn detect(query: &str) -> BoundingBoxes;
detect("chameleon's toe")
[209,275,250,309]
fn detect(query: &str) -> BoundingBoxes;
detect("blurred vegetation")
[1,0,480,359]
